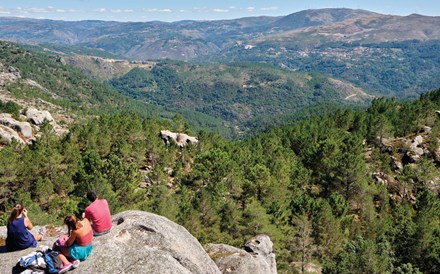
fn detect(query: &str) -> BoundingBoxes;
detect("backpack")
[16,251,46,273]
[16,249,63,274]
[19,251,44,268]
[41,250,63,274]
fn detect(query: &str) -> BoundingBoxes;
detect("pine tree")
[291,214,314,273]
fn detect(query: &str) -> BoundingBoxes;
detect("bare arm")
[65,231,77,247]
[23,209,33,230]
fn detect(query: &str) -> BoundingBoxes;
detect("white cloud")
[213,9,229,13]
[111,9,134,13]
[246,7,255,12]
[95,8,107,13]
[14,6,74,14]
[8,6,78,15]
[26,8,51,13]
[143,8,172,13]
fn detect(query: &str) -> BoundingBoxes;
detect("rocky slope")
[0,211,277,274]
[0,62,71,144]
[0,106,68,145]
[207,234,277,274]
[371,130,440,199]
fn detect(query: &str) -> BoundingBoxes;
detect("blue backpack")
[18,250,63,274]
[42,250,63,274]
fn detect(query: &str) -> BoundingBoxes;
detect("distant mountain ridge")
[2,9,440,61]
[257,13,440,46]
[267,8,377,30]
[0,9,378,60]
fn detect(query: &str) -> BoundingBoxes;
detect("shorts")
[68,243,93,261]
[93,227,111,236]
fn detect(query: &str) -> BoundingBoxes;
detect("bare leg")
[58,253,70,266]
[58,245,72,260]
[32,233,43,241]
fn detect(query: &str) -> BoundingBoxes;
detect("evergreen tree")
[291,214,314,273]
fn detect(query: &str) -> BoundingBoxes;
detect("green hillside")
[0,42,373,138]
[215,40,440,97]
[0,41,164,119]
[108,61,373,137]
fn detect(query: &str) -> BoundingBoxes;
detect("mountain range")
[0,9,376,60]
[1,8,440,98]
[1,9,439,61]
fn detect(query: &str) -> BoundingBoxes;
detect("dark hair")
[86,190,97,202]
[7,204,24,225]
[64,214,80,235]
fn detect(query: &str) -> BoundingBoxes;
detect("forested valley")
[1,86,440,272]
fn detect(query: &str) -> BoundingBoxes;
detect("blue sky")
[1,1,439,22]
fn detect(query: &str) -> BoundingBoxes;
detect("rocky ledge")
[0,210,277,274]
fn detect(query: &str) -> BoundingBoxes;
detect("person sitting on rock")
[83,190,112,236]
[6,203,45,252]
[56,215,92,273]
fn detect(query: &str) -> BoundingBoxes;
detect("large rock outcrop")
[1,210,221,274]
[405,135,425,163]
[80,210,220,274]
[0,108,67,145]
[0,63,21,86]
[160,130,198,147]
[26,108,54,125]
[0,113,33,144]
[0,124,27,144]
[0,113,33,139]
[207,234,277,274]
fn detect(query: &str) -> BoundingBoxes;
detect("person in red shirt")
[83,191,112,236]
